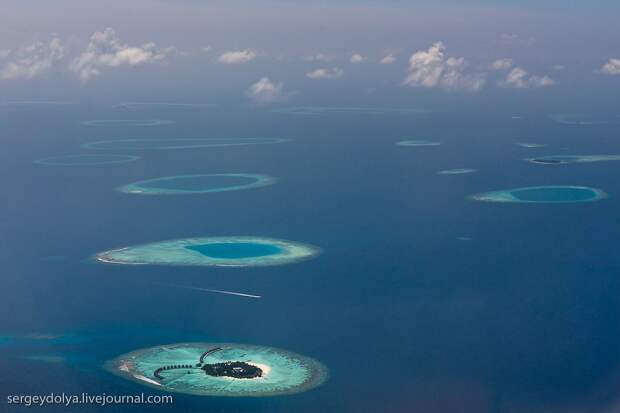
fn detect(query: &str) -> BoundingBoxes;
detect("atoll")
[95,236,321,267]
[83,138,288,150]
[34,154,140,166]
[80,119,174,127]
[106,342,328,397]
[437,168,476,175]
[396,140,441,147]
[527,155,620,165]
[470,185,607,203]
[117,174,277,195]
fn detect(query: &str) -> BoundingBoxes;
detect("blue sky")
[0,0,618,107]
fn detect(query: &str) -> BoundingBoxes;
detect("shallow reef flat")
[35,154,140,166]
[527,155,620,165]
[95,236,321,267]
[272,106,427,115]
[106,342,328,397]
[517,142,547,148]
[396,140,441,147]
[80,119,174,127]
[83,138,288,150]
[117,174,276,195]
[470,185,607,203]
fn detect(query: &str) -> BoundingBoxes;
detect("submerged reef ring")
[80,119,174,127]
[34,154,140,166]
[117,174,277,195]
[271,106,427,115]
[527,155,620,165]
[106,342,328,397]
[83,138,288,150]
[396,140,441,147]
[549,113,620,125]
[95,236,321,267]
[438,168,476,175]
[470,185,607,204]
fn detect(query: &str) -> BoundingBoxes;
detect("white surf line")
[156,283,262,299]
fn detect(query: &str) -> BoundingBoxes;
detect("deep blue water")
[1,103,620,412]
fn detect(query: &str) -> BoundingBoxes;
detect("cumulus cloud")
[379,54,396,65]
[500,66,554,88]
[404,42,485,92]
[0,36,65,80]
[246,77,287,103]
[69,28,172,82]
[601,58,620,75]
[350,53,365,63]
[218,49,256,64]
[306,67,343,79]
[491,58,513,71]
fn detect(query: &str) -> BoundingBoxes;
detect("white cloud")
[246,77,287,104]
[404,42,485,92]
[0,49,11,58]
[302,53,332,62]
[69,28,172,82]
[350,53,365,63]
[379,54,396,65]
[491,58,513,71]
[218,49,256,64]
[306,67,343,79]
[601,58,620,76]
[202,46,212,53]
[0,36,65,80]
[500,66,554,88]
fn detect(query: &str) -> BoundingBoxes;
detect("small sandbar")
[105,342,327,397]
[117,174,276,195]
[527,155,620,165]
[396,140,441,147]
[95,236,321,267]
[35,154,140,166]
[80,119,174,127]
[83,138,288,150]
[470,185,607,204]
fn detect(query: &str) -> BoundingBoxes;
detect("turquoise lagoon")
[95,236,321,267]
[83,138,288,150]
[117,174,276,195]
[35,154,140,166]
[106,343,328,397]
[471,185,607,203]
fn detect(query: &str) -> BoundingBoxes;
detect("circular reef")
[95,236,321,267]
[549,113,620,125]
[438,168,476,175]
[34,154,140,166]
[80,119,174,127]
[117,174,277,195]
[83,138,288,150]
[106,343,328,397]
[527,155,620,165]
[470,185,607,203]
[396,140,441,147]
